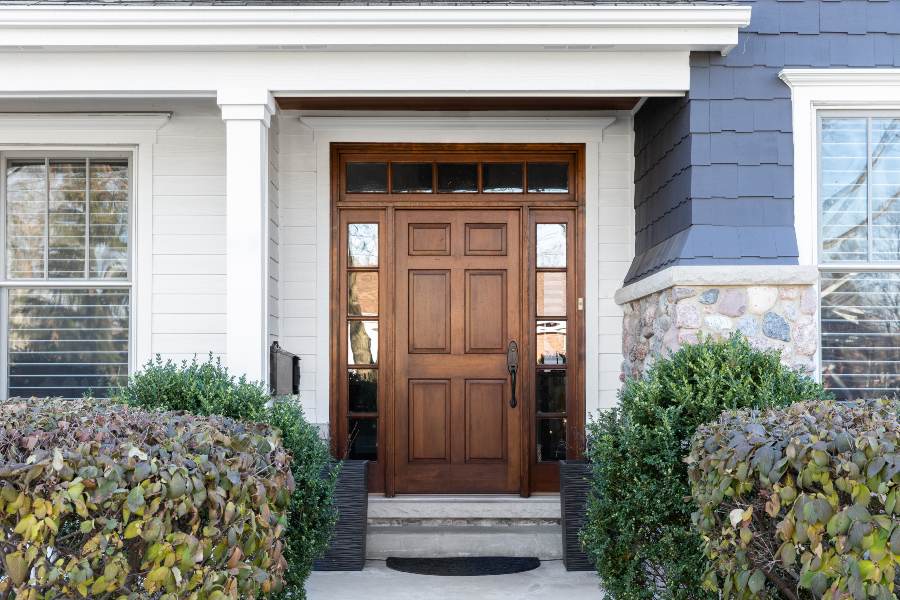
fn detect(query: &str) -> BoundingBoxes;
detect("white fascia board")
[780,68,900,88]
[0,5,751,53]
[0,50,691,98]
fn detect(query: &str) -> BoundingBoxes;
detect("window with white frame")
[1,154,131,400]
[819,115,900,399]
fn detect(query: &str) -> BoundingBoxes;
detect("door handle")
[507,340,519,408]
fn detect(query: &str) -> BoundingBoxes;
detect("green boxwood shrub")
[115,355,336,599]
[580,334,827,600]
[0,397,293,599]
[688,399,899,600]
[114,354,269,422]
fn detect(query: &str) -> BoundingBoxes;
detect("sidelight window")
[346,221,380,461]
[535,222,568,462]
[2,155,132,400]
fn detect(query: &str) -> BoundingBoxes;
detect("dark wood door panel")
[409,379,451,462]
[465,379,507,462]
[465,223,507,256]
[465,270,507,354]
[409,223,451,256]
[395,209,521,493]
[408,270,451,354]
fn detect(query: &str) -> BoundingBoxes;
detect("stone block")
[748,286,779,314]
[675,303,702,329]
[718,289,748,317]
[779,287,800,300]
[794,323,817,356]
[800,286,817,314]
[704,314,733,335]
[762,311,791,342]
[736,315,760,338]
[671,287,697,301]
[678,330,699,345]
[699,288,720,304]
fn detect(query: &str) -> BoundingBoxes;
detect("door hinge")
[577,297,584,311]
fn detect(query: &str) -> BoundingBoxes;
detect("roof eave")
[0,4,752,54]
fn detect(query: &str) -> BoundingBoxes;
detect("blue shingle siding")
[626,0,900,284]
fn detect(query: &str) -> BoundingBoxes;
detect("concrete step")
[367,524,563,559]
[368,494,561,521]
[365,494,563,559]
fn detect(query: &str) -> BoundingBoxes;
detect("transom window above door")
[338,146,579,200]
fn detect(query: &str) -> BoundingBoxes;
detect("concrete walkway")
[307,560,603,600]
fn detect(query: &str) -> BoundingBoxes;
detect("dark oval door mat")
[385,556,540,576]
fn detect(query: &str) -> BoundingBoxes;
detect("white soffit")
[0,5,751,53]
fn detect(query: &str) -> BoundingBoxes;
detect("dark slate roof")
[0,0,709,5]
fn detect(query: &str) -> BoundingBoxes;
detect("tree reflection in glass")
[89,161,129,279]
[820,118,868,262]
[348,321,378,365]
[6,160,47,279]
[821,271,900,400]
[536,223,566,268]
[7,288,129,399]
[348,223,378,267]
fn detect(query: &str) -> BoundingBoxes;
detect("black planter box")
[313,459,369,571]
[560,460,594,571]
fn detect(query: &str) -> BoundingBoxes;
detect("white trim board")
[0,112,170,370]
[0,5,751,53]
[293,113,625,420]
[779,68,900,266]
[0,50,693,100]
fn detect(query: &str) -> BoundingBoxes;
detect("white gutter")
[0,5,752,54]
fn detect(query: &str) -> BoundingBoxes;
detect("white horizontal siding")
[268,114,281,350]
[150,100,227,365]
[276,118,318,419]
[595,116,635,412]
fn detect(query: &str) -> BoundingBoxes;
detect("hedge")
[0,397,293,599]
[688,399,899,600]
[116,355,336,599]
[580,334,827,600]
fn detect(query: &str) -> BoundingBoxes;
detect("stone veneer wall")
[622,284,818,380]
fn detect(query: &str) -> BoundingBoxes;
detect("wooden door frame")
[329,142,586,496]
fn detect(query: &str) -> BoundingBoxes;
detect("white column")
[218,89,275,383]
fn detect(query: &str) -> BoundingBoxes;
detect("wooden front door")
[331,143,585,496]
[394,210,521,493]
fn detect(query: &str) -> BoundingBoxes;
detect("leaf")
[729,508,744,528]
[124,520,142,539]
[52,449,64,472]
[128,447,148,461]
[5,552,28,585]
[748,569,765,594]
[866,457,886,479]
[145,566,170,593]
[168,473,187,499]
[227,546,243,569]
[126,486,145,513]
[67,481,85,501]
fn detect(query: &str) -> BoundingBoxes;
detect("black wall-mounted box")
[269,341,300,396]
